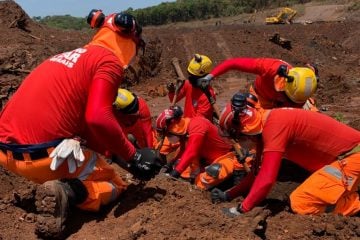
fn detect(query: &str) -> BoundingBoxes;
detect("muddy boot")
[35,179,88,239]
[35,180,70,239]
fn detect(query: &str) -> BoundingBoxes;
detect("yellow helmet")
[113,88,139,114]
[187,54,213,77]
[285,67,317,104]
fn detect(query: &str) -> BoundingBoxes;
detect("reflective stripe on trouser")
[290,152,360,216]
[194,152,243,190]
[0,148,127,212]
[78,157,127,211]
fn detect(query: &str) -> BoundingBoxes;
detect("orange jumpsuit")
[238,108,360,216]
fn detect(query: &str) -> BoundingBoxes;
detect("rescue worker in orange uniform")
[113,88,153,148]
[156,106,252,190]
[167,54,217,121]
[0,10,160,239]
[215,92,360,217]
[197,57,318,110]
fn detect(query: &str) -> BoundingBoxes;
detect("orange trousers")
[194,152,248,190]
[0,148,127,212]
[290,152,360,216]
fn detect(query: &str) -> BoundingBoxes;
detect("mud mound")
[0,1,163,106]
[0,0,32,33]
[0,1,90,107]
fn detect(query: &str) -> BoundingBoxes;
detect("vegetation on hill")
[33,15,88,30]
[127,0,310,26]
[34,0,311,29]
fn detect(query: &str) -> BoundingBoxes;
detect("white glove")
[196,74,213,89]
[50,139,85,174]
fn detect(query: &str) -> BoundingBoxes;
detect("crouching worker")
[113,88,154,148]
[156,106,253,190]
[0,10,160,239]
[217,92,360,216]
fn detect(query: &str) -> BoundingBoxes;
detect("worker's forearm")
[241,151,283,212]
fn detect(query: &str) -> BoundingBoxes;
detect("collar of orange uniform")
[86,14,136,69]
[240,107,271,135]
[168,118,190,136]
[274,75,287,92]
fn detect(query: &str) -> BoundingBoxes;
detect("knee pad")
[205,163,222,178]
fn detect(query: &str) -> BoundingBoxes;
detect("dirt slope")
[0,1,359,239]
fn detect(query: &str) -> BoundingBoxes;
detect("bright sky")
[14,0,176,17]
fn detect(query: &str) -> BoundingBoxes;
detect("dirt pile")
[0,0,90,107]
[0,0,359,239]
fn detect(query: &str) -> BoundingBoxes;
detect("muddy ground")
[0,1,359,239]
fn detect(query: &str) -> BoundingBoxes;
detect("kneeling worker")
[217,92,360,216]
[156,106,253,189]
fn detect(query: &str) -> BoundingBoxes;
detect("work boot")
[35,180,70,239]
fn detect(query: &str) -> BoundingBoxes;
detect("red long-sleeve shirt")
[234,108,360,212]
[211,58,303,108]
[174,116,232,173]
[115,97,153,148]
[0,45,136,161]
[168,80,216,121]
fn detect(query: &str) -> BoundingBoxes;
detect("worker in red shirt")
[197,58,318,110]
[0,10,160,239]
[167,54,216,121]
[113,88,153,148]
[215,92,360,216]
[156,106,252,189]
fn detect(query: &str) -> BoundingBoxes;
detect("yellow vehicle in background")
[265,7,297,24]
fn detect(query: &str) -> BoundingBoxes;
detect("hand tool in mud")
[170,57,186,106]
[202,88,252,173]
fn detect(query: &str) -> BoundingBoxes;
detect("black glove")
[131,148,162,180]
[166,82,176,93]
[211,188,229,203]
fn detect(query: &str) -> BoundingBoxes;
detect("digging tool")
[170,57,186,106]
[171,57,186,81]
[156,57,186,158]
